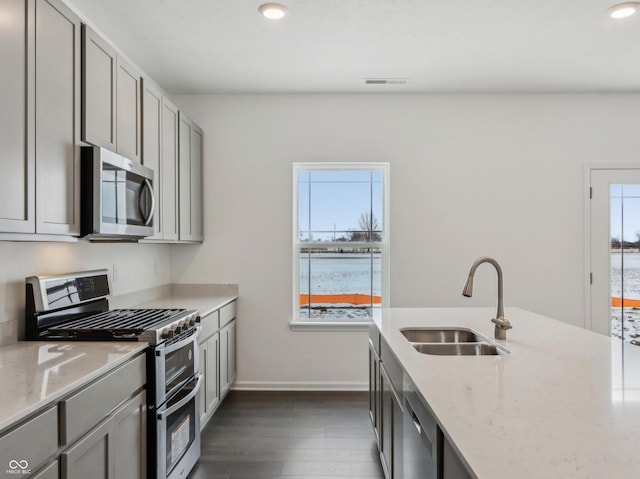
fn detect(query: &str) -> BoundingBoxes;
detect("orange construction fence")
[612,296,640,308]
[300,293,382,306]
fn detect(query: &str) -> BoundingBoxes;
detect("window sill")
[289,321,370,332]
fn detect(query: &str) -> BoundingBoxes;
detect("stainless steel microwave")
[81,146,155,239]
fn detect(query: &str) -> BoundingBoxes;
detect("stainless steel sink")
[412,343,509,356]
[401,327,510,356]
[401,328,483,343]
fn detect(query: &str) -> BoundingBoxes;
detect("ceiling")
[69,0,640,94]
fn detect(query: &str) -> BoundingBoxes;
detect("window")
[292,163,389,328]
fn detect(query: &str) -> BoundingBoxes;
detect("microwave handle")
[157,374,202,420]
[140,178,156,226]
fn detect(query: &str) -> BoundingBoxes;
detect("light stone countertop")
[112,284,238,318]
[373,307,640,479]
[0,341,147,434]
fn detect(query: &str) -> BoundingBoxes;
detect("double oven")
[25,269,202,479]
[150,323,202,479]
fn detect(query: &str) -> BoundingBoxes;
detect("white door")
[590,168,640,343]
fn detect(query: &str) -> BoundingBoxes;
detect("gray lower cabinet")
[199,301,237,430]
[61,392,147,479]
[219,319,236,397]
[34,0,81,236]
[81,24,116,151]
[60,386,146,479]
[442,438,473,479]
[178,113,204,242]
[32,460,59,479]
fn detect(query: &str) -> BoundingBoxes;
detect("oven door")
[157,374,202,479]
[155,327,201,405]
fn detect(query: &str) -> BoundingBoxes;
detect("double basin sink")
[401,328,510,356]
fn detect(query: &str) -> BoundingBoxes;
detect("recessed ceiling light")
[608,2,640,19]
[258,3,288,20]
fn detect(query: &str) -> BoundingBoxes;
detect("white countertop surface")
[374,307,640,479]
[114,284,238,318]
[0,341,147,434]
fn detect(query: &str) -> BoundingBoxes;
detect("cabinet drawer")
[0,407,58,474]
[220,301,236,327]
[60,354,145,445]
[199,310,220,342]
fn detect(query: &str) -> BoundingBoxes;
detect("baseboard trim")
[232,380,368,391]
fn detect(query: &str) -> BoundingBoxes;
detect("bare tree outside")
[349,212,382,242]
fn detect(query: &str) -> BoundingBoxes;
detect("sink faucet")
[461,257,512,340]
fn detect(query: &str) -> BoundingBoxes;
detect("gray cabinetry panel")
[161,97,179,240]
[32,460,59,479]
[35,0,80,235]
[220,301,236,328]
[0,406,57,475]
[178,113,203,242]
[81,25,116,151]
[142,78,163,239]
[442,438,473,479]
[112,390,146,479]
[204,333,220,420]
[116,56,141,163]
[60,415,110,479]
[60,354,145,445]
[0,0,35,233]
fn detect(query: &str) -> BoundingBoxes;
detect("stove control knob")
[195,316,201,324]
[174,323,182,334]
[189,317,196,327]
[161,328,173,339]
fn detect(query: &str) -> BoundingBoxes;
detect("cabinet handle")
[412,413,422,435]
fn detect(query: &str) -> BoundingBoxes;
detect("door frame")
[583,163,640,333]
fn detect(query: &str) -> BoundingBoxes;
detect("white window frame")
[291,162,390,331]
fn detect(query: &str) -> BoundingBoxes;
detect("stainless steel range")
[25,269,202,479]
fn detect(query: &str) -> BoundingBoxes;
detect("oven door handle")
[157,374,202,420]
[155,325,202,357]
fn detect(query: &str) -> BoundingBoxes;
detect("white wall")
[0,241,171,345]
[171,93,640,389]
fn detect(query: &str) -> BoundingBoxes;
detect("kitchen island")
[372,307,640,478]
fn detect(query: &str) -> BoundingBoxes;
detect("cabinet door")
[228,321,236,382]
[116,56,141,162]
[178,113,204,242]
[32,460,59,479]
[112,391,146,479]
[81,25,116,150]
[198,339,207,424]
[142,78,162,239]
[442,438,473,479]
[0,0,35,233]
[380,366,393,479]
[35,0,80,235]
[161,98,179,240]
[369,342,379,443]
[219,325,228,396]
[61,415,111,479]
[205,333,220,416]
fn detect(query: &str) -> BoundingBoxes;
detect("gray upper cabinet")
[81,24,116,151]
[161,98,180,241]
[142,78,163,239]
[0,0,35,233]
[35,0,81,235]
[179,113,204,242]
[116,56,141,163]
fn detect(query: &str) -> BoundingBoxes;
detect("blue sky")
[298,170,382,240]
[611,184,640,242]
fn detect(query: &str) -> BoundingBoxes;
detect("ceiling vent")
[365,78,408,85]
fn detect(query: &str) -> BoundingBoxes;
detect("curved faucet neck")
[466,256,504,320]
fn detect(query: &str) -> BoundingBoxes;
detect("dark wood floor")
[188,390,384,479]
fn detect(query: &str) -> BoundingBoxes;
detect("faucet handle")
[491,317,512,330]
